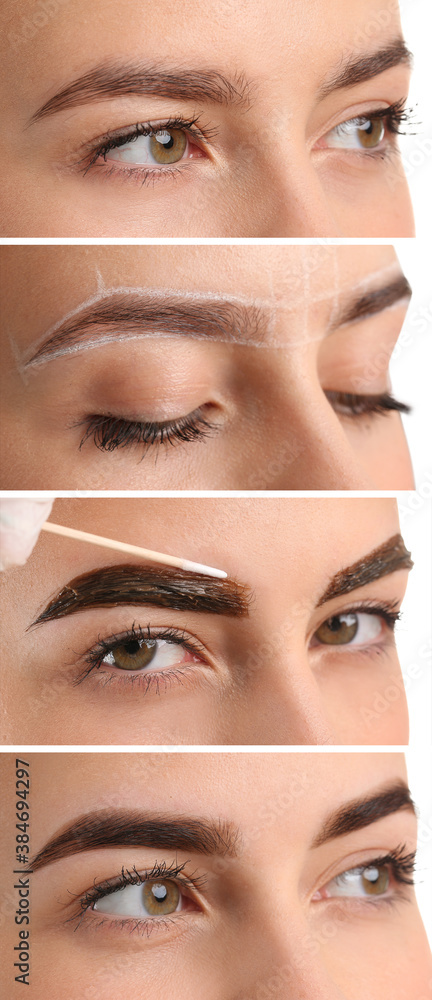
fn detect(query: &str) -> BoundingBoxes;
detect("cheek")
[321,651,409,745]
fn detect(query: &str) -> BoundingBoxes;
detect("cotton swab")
[40,522,227,579]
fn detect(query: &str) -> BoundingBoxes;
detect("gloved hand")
[0,499,54,570]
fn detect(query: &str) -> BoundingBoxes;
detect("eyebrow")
[24,294,265,368]
[319,39,412,99]
[332,274,412,330]
[318,534,412,606]
[29,563,251,627]
[30,812,240,872]
[28,62,251,125]
[28,37,411,127]
[24,273,411,370]
[313,781,415,847]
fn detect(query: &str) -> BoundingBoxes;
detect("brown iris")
[111,638,157,670]
[361,866,390,895]
[315,613,358,645]
[357,118,385,148]
[142,880,180,914]
[149,129,187,163]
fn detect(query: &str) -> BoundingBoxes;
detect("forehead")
[0,0,403,127]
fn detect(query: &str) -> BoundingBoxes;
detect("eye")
[318,863,391,899]
[323,114,386,150]
[313,611,383,647]
[101,636,200,672]
[105,128,190,166]
[94,878,184,917]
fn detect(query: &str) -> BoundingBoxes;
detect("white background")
[399,0,432,237]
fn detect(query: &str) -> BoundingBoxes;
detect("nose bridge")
[260,400,373,489]
[256,150,341,237]
[256,647,335,745]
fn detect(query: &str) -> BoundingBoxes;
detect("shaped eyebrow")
[318,533,412,606]
[313,781,415,847]
[23,271,411,370]
[23,294,266,368]
[30,812,240,871]
[319,38,412,99]
[28,62,252,125]
[29,563,251,627]
[331,273,412,330]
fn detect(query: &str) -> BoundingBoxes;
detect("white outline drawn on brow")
[15,262,407,379]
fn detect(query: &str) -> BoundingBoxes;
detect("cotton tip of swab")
[181,559,228,579]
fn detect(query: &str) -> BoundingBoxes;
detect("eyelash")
[340,100,414,142]
[72,860,206,933]
[77,623,206,689]
[76,601,399,693]
[78,100,414,185]
[321,844,416,907]
[71,845,415,935]
[76,407,217,456]
[76,393,409,457]
[81,115,216,180]
[326,391,411,419]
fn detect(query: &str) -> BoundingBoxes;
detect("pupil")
[155,130,174,148]
[152,883,168,901]
[328,617,343,632]
[124,640,141,655]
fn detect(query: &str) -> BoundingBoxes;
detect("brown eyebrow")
[332,274,412,330]
[24,294,266,368]
[29,563,251,627]
[313,781,415,847]
[24,274,410,369]
[28,62,252,126]
[30,812,240,872]
[318,534,412,606]
[319,39,412,99]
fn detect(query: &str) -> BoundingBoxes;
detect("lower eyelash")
[326,391,411,419]
[76,408,218,456]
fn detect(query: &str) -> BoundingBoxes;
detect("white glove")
[0,499,54,570]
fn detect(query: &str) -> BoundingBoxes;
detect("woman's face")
[1,752,430,999]
[0,497,412,745]
[0,245,415,489]
[0,0,414,236]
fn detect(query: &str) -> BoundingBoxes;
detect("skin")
[0,497,412,744]
[0,752,430,999]
[0,244,415,489]
[0,0,415,236]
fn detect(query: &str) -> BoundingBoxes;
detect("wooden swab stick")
[40,522,227,579]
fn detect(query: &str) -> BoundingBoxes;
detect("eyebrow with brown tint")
[24,295,266,369]
[318,533,413,607]
[30,812,240,872]
[29,564,251,628]
[312,781,415,848]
